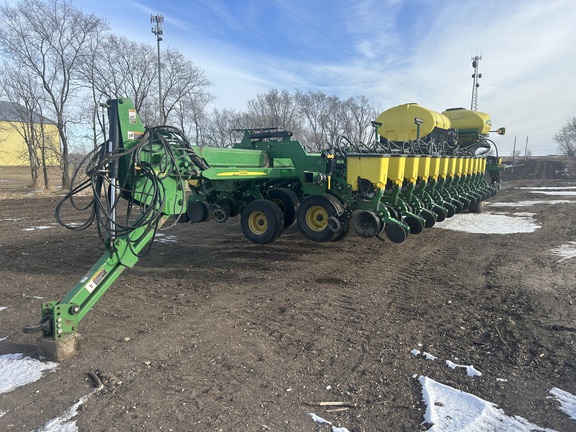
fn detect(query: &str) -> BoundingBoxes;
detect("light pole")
[470,55,482,111]
[151,14,164,123]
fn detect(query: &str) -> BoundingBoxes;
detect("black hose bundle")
[55,126,208,256]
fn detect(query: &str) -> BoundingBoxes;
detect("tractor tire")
[268,188,300,228]
[297,194,342,242]
[241,199,284,244]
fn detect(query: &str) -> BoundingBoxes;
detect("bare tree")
[294,90,335,151]
[554,117,576,168]
[0,66,59,189]
[204,108,245,147]
[245,89,302,136]
[342,95,378,146]
[0,0,108,187]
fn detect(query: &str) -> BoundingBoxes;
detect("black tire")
[452,199,463,214]
[444,202,456,218]
[433,205,446,222]
[187,200,211,223]
[352,210,383,238]
[241,199,284,244]
[385,223,408,243]
[268,188,300,228]
[421,210,436,228]
[297,194,341,242]
[404,215,424,235]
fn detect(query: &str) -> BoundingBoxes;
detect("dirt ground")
[0,168,575,431]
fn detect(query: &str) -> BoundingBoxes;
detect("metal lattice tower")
[470,55,482,111]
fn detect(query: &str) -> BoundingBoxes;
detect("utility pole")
[512,136,517,173]
[151,14,164,124]
[524,136,529,159]
[471,55,482,111]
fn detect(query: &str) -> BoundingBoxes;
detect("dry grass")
[0,166,64,198]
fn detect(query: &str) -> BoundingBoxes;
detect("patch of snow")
[549,387,576,421]
[309,413,332,425]
[419,376,555,431]
[529,191,576,196]
[22,225,52,231]
[35,394,92,432]
[0,353,58,394]
[411,349,437,361]
[436,212,540,234]
[549,241,576,262]
[496,378,508,382]
[520,186,576,190]
[490,200,575,207]
[308,413,350,432]
[0,410,6,418]
[0,337,6,342]
[0,306,7,311]
[446,360,482,377]
[154,233,178,244]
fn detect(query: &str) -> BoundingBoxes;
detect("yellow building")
[0,101,60,166]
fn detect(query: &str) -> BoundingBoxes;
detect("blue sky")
[71,0,576,156]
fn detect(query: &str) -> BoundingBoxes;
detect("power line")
[271,0,444,109]
[190,0,399,105]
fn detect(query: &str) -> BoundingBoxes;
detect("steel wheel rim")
[306,205,328,231]
[248,211,267,234]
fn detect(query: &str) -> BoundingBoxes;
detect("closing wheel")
[451,199,463,214]
[297,194,342,242]
[241,199,284,244]
[268,188,299,228]
[444,202,456,218]
[432,205,446,222]
[420,210,436,228]
[404,215,424,235]
[385,223,408,243]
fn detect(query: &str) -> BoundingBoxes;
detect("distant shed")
[0,101,59,166]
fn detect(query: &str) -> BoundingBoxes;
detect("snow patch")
[411,349,437,361]
[0,306,7,312]
[419,376,555,431]
[548,387,576,421]
[529,191,576,196]
[308,412,350,432]
[22,225,52,231]
[154,233,178,244]
[436,212,540,234]
[490,199,575,207]
[446,360,482,377]
[520,186,576,190]
[0,354,58,394]
[549,241,576,262]
[35,393,92,432]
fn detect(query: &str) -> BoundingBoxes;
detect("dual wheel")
[241,188,299,244]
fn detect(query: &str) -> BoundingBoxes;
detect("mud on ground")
[0,177,575,431]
